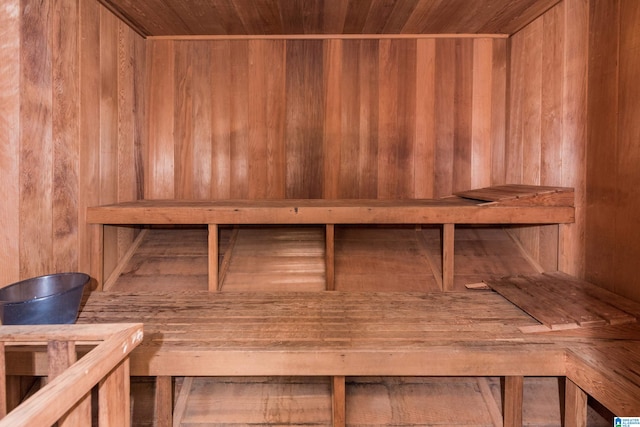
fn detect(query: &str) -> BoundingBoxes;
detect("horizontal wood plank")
[486,273,639,331]
[87,198,574,225]
[72,290,568,377]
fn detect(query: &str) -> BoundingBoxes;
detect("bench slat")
[87,198,574,225]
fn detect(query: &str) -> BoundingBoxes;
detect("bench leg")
[503,376,523,427]
[564,378,587,427]
[155,376,173,427]
[91,224,104,290]
[442,224,455,291]
[208,224,219,292]
[332,376,345,427]
[326,224,335,291]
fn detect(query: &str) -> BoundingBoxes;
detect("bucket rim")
[0,272,90,306]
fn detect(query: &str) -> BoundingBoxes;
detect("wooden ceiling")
[98,0,562,38]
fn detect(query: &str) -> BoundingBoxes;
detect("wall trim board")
[147,34,510,41]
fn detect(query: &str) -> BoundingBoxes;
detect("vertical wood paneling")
[191,42,213,199]
[558,0,587,277]
[585,0,620,292]
[20,0,54,278]
[0,1,144,285]
[0,0,21,286]
[100,8,120,275]
[174,41,194,199]
[144,37,505,202]
[507,0,587,275]
[230,40,250,198]
[434,39,456,197]
[322,39,342,199]
[614,0,640,302]
[378,39,416,199]
[337,40,361,198]
[52,0,79,273]
[471,39,493,189]
[539,5,564,271]
[263,40,287,198]
[146,40,175,199]
[414,39,436,199]
[490,39,507,185]
[248,40,286,199]
[116,19,139,259]
[586,0,640,302]
[79,0,101,277]
[248,40,268,199]
[355,39,379,198]
[452,40,473,193]
[210,40,232,199]
[285,40,325,198]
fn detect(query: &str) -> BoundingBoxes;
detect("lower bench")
[5,279,640,425]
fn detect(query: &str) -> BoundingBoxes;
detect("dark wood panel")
[285,40,325,198]
[145,37,506,202]
[613,0,640,302]
[97,0,562,37]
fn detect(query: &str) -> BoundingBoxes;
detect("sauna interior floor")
[112,225,612,426]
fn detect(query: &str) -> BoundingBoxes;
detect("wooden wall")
[144,37,507,200]
[4,0,624,298]
[586,0,640,302]
[506,0,587,274]
[0,0,144,287]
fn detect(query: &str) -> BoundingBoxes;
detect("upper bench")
[87,184,574,225]
[86,184,575,290]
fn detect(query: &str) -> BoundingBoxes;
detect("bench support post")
[332,376,346,427]
[91,224,104,290]
[442,223,455,291]
[48,341,92,426]
[326,224,335,291]
[503,376,523,427]
[564,378,587,427]
[208,224,219,291]
[155,376,173,427]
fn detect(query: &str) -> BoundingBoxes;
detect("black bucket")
[0,273,90,325]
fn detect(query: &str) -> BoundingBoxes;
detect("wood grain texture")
[144,37,506,202]
[506,0,587,275]
[0,0,21,287]
[76,290,566,377]
[78,0,102,279]
[586,0,640,303]
[95,0,562,37]
[53,0,80,275]
[503,376,524,427]
[0,0,146,287]
[20,0,54,278]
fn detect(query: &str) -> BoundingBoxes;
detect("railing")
[0,323,143,426]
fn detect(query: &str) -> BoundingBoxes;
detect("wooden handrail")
[0,323,143,426]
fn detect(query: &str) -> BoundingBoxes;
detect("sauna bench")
[87,184,575,291]
[6,274,640,425]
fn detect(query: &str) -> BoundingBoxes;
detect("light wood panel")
[506,0,588,274]
[0,0,20,286]
[586,0,640,303]
[80,1,146,282]
[0,0,145,287]
[96,0,562,37]
[19,0,55,279]
[145,37,506,201]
